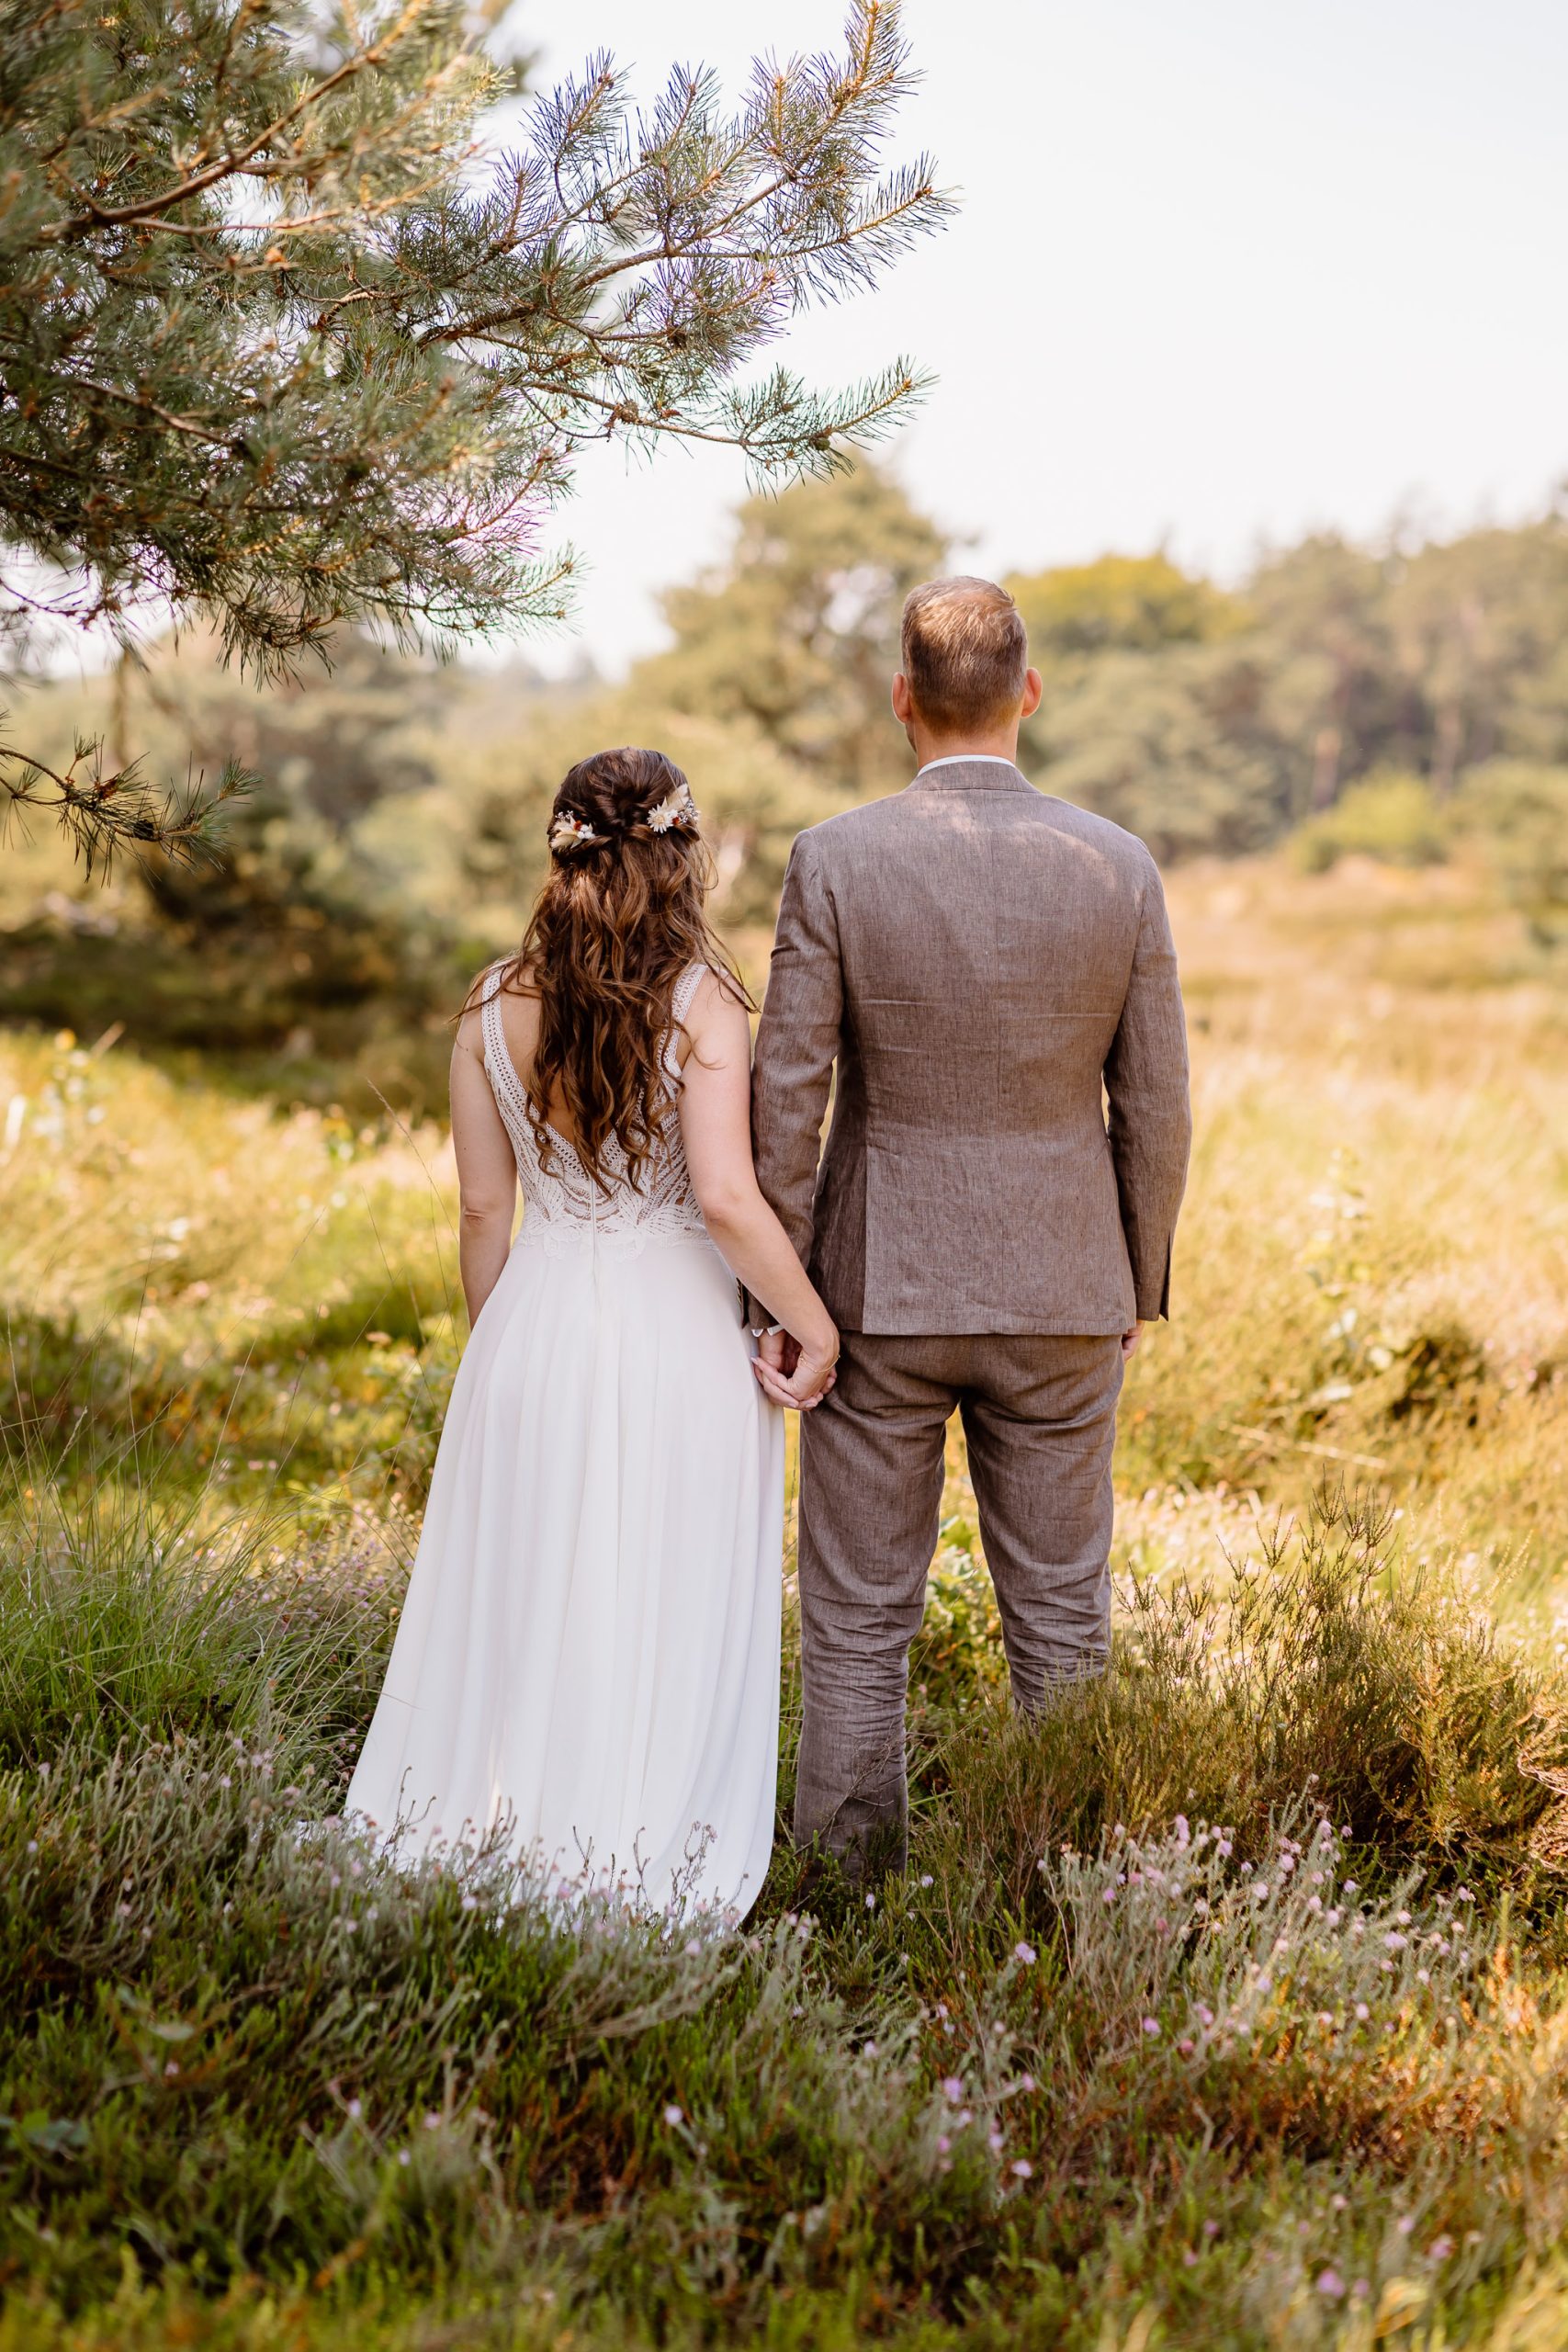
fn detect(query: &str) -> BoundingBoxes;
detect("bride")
[344,746,838,1920]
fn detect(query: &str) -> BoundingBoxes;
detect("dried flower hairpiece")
[644,783,699,834]
[548,810,605,854]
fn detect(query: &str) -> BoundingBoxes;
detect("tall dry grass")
[1,849,1566,2347]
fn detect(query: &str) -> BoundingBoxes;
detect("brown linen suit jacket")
[750,759,1192,1336]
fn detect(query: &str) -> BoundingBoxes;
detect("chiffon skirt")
[344,1232,785,1919]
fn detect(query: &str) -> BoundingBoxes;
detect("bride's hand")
[753,1325,839,1410]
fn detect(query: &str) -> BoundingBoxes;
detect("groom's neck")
[908,722,1021,773]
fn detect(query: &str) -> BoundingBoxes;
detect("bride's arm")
[678,972,839,1408]
[450,1007,517,1327]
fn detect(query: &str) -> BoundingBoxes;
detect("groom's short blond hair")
[900,576,1029,731]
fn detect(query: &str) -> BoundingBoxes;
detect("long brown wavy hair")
[477,747,746,1193]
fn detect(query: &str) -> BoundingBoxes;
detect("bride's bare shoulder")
[457,958,538,1057]
[684,963,750,1024]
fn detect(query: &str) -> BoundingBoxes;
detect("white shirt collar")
[914,753,1020,776]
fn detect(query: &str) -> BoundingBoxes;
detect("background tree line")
[5,461,1566,1107]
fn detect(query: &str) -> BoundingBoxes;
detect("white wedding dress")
[344,963,784,1919]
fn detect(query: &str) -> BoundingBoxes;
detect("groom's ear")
[891,672,915,727]
[1021,666,1043,721]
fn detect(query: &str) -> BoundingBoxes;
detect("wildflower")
[1316,2269,1345,2298]
[1317,2010,1334,2027]
[1278,1854,1296,1874]
[1178,2038,1194,2057]
[1457,1886,1475,1905]
[864,1894,875,1910]
[1010,2159,1032,2178]
[988,2129,1005,2153]
[937,2133,950,2153]
[1428,2235,1454,2261]
[1013,1939,1037,1964]
[919,1873,934,1887]
[1142,2018,1160,2037]
[423,2112,441,2131]
[663,2104,683,2127]
[941,2077,964,2102]
[1102,1889,1116,1905]
[1397,1909,1412,1925]
[1173,1814,1190,1845]
[1325,1907,1342,1927]
[1017,2073,1036,2093]
[1417,1968,1430,1984]
[1215,1838,1233,1858]
[1305,1895,1322,1913]
[347,2098,363,2120]
[1332,2193,1348,2211]
[1343,1879,1359,1894]
[1203,2220,1220,2237]
[1385,1931,1406,1951]
[1183,2250,1199,2267]
[863,2040,878,2058]
[1354,2002,1370,2021]
[1396,2215,1415,2235]
[397,2150,411,2167]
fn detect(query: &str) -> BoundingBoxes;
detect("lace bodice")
[479,963,713,1258]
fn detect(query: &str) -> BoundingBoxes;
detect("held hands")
[752,1322,839,1411]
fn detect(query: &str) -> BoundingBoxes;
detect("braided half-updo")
[475,747,748,1193]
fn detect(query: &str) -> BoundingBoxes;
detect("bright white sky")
[518,0,1567,676]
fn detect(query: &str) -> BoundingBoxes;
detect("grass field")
[2,850,1566,2348]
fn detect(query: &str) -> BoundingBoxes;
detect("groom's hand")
[753,1326,838,1410]
[1121,1323,1145,1361]
[758,1328,800,1378]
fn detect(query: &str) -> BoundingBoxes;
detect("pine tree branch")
[0,721,253,878]
[44,0,449,240]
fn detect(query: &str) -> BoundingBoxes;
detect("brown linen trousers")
[751,758,1192,1871]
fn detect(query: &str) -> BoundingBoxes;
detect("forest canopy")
[5,464,1567,1102]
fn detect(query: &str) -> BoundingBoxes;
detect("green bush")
[1450,759,1568,930]
[1292,774,1450,873]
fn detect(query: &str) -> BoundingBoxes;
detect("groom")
[751,574,1191,1876]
